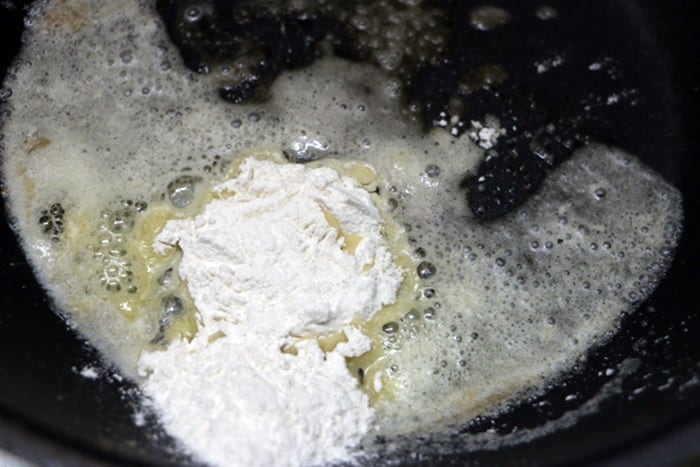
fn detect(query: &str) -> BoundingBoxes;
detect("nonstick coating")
[1,1,699,466]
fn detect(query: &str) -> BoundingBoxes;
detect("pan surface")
[0,1,698,466]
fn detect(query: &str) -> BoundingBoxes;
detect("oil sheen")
[0,0,683,457]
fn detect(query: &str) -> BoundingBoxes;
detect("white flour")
[468,119,506,150]
[139,158,403,466]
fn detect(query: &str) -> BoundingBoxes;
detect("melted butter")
[320,206,364,255]
[54,197,197,343]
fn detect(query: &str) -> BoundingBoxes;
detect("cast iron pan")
[0,1,698,466]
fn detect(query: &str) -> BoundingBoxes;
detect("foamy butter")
[0,0,684,462]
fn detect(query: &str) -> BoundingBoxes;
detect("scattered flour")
[138,158,404,466]
[535,54,565,74]
[468,118,506,150]
[73,364,99,379]
[79,366,99,380]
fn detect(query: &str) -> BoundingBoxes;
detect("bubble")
[382,322,399,334]
[163,296,184,316]
[639,274,651,284]
[185,7,203,22]
[350,14,369,31]
[111,216,129,232]
[405,309,420,321]
[50,203,64,216]
[158,268,174,287]
[167,175,201,208]
[417,261,436,279]
[134,201,148,212]
[120,51,133,64]
[38,203,66,240]
[425,164,441,178]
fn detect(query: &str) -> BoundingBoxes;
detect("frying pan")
[0,1,698,465]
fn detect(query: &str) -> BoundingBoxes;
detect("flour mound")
[139,158,403,466]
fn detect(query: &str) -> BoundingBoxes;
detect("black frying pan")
[1,1,699,466]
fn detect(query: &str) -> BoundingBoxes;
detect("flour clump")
[139,158,404,466]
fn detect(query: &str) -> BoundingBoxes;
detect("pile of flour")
[138,158,403,466]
